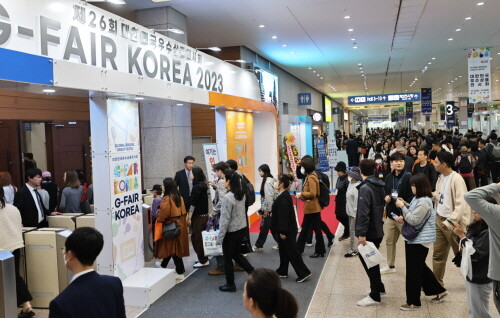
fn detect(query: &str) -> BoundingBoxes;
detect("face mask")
[348,176,353,182]
[375,159,382,164]
[300,167,305,175]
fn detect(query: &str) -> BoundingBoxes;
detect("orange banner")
[226,111,254,185]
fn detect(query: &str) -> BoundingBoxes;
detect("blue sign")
[316,138,329,170]
[348,92,421,105]
[446,101,457,127]
[406,102,413,119]
[421,88,432,115]
[367,115,389,121]
[0,48,53,85]
[298,93,312,105]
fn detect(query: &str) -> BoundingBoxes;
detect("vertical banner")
[440,105,446,120]
[226,111,255,185]
[315,137,329,170]
[406,102,413,119]
[106,99,143,279]
[327,122,338,169]
[398,107,405,121]
[324,96,332,122]
[468,48,491,103]
[421,88,433,115]
[459,97,469,129]
[468,103,475,118]
[202,143,219,198]
[446,101,456,128]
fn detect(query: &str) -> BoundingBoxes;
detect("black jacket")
[384,170,414,218]
[412,162,438,191]
[355,176,385,240]
[271,191,297,236]
[404,156,415,173]
[189,182,209,216]
[335,175,348,214]
[174,169,191,210]
[14,185,49,227]
[463,226,491,284]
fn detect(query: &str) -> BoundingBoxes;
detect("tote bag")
[358,241,386,269]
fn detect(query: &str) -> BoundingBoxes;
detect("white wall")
[25,123,47,171]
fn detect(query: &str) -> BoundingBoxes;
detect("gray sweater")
[217,192,246,244]
[59,186,82,213]
[464,184,500,281]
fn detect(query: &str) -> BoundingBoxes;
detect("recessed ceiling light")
[448,38,453,41]
[465,17,472,20]
[348,28,354,32]
[451,80,454,82]
[313,70,316,73]
[498,52,500,55]
[176,103,184,106]
[316,74,320,77]
[428,62,432,65]
[358,63,362,66]
[108,0,126,4]
[351,38,356,41]
[456,28,462,32]
[134,96,144,100]
[477,2,484,5]
[344,15,350,19]
[308,67,312,70]
[320,77,323,79]
[290,51,295,54]
[259,24,265,28]
[272,35,277,39]
[43,88,56,93]
[432,57,436,60]
[282,44,287,47]
[353,45,358,49]
[459,75,462,77]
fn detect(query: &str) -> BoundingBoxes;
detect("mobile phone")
[446,218,454,225]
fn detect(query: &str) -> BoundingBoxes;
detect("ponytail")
[274,288,298,318]
[224,169,245,201]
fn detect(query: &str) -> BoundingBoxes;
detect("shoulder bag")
[162,218,180,239]
[402,210,431,240]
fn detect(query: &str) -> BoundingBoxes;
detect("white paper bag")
[460,240,476,280]
[202,230,223,256]
[358,242,386,269]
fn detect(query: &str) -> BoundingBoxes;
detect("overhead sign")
[202,143,219,199]
[468,48,491,103]
[406,102,413,119]
[258,69,278,110]
[348,92,421,105]
[421,88,432,115]
[367,115,389,121]
[446,101,457,127]
[440,105,446,120]
[323,96,332,122]
[298,93,312,106]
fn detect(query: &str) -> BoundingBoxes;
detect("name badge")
[391,191,398,199]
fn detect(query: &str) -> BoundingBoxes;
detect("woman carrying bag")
[156,178,189,282]
[253,164,277,252]
[395,173,446,311]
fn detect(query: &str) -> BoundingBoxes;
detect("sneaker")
[338,235,350,241]
[252,246,264,252]
[357,295,380,307]
[431,292,448,304]
[380,265,396,275]
[344,251,358,258]
[193,261,209,268]
[208,268,225,276]
[219,284,236,292]
[305,243,314,247]
[296,273,312,283]
[272,245,279,250]
[399,304,421,311]
[175,274,185,284]
[276,271,288,278]
[242,253,248,257]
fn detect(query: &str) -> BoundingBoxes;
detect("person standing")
[334,161,350,241]
[474,140,491,188]
[217,170,255,292]
[253,164,277,252]
[0,171,17,204]
[413,149,437,191]
[150,184,163,221]
[174,156,195,211]
[58,170,84,213]
[455,146,476,191]
[346,135,360,167]
[156,178,189,282]
[396,174,446,311]
[487,132,500,183]
[381,152,413,275]
[188,166,210,268]
[356,159,386,307]
[41,171,58,212]
[345,167,362,257]
[432,150,471,289]
[272,174,311,282]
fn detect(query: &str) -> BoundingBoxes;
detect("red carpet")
[250,194,339,235]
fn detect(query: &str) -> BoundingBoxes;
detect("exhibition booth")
[0,0,278,308]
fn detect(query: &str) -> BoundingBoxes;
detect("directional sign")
[298,93,312,106]
[348,92,421,105]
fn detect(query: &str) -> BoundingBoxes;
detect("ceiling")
[94,0,500,108]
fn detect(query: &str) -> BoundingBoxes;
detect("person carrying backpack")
[334,161,350,241]
[455,146,476,191]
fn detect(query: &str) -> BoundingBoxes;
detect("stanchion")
[0,250,17,318]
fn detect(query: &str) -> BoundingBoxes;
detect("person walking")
[345,167,362,257]
[156,178,189,283]
[0,171,17,205]
[432,150,471,289]
[346,135,360,167]
[412,149,437,191]
[188,166,210,268]
[41,171,58,212]
[396,174,446,311]
[334,161,350,241]
[356,159,386,307]
[455,146,476,191]
[272,174,311,282]
[217,169,255,292]
[58,170,84,213]
[253,164,277,252]
[174,156,195,211]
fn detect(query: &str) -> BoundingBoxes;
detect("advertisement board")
[202,143,219,198]
[324,96,332,123]
[468,48,491,103]
[226,111,254,185]
[257,69,278,111]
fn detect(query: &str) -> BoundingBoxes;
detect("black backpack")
[458,155,473,174]
[314,172,330,208]
[240,174,256,206]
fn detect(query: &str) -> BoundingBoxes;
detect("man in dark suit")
[14,168,60,227]
[346,135,360,167]
[49,227,126,318]
[174,155,195,210]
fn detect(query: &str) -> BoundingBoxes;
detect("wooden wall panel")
[191,106,216,142]
[0,90,89,121]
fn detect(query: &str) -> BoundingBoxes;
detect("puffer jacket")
[355,176,385,240]
[401,197,436,245]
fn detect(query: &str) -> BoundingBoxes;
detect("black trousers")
[222,228,254,286]
[492,162,500,183]
[13,249,32,306]
[255,214,277,248]
[358,238,385,302]
[405,242,446,306]
[277,232,310,278]
[306,220,334,243]
[160,255,185,274]
[297,213,325,254]
[475,173,489,188]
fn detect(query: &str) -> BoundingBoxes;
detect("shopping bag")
[154,221,163,242]
[202,229,223,256]
[460,240,475,280]
[358,242,386,269]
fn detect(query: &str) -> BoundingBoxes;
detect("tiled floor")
[305,229,497,318]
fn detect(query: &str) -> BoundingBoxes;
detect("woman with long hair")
[253,164,277,252]
[243,268,299,318]
[408,145,419,161]
[156,178,189,282]
[188,166,210,268]
[217,169,254,292]
[58,170,83,213]
[0,171,17,204]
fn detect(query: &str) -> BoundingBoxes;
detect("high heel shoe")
[309,253,325,258]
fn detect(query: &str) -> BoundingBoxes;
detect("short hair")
[183,156,195,163]
[26,168,42,180]
[436,150,454,168]
[24,153,34,160]
[418,149,429,156]
[359,159,376,177]
[491,133,498,140]
[478,139,486,146]
[301,157,316,173]
[226,159,238,170]
[432,139,441,146]
[390,152,406,162]
[65,227,104,266]
[396,146,407,153]
[213,161,228,173]
[409,173,432,198]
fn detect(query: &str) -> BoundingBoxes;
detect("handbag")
[162,219,180,239]
[202,218,223,256]
[79,187,91,214]
[401,211,431,240]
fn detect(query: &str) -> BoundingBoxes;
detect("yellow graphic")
[226,111,255,185]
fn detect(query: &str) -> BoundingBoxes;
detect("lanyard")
[392,172,404,191]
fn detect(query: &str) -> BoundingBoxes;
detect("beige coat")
[301,172,322,214]
[155,196,189,258]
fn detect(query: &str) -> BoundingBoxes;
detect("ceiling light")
[152,0,173,2]
[224,59,246,63]
[451,80,454,82]
[272,35,277,39]
[477,2,484,5]
[320,77,323,79]
[134,96,144,100]
[259,24,265,28]
[428,62,432,65]
[432,57,436,60]
[176,103,184,106]
[459,75,462,77]
[348,28,354,32]
[353,45,358,49]
[152,28,184,34]
[308,67,312,70]
[43,88,55,93]
[313,70,316,73]
[282,44,287,47]
[351,38,356,41]
[344,15,350,19]
[316,74,320,77]
[196,47,221,52]
[455,28,462,32]
[448,38,453,41]
[465,17,472,20]
[108,0,126,4]
[497,52,500,55]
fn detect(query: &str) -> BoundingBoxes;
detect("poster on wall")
[107,99,140,153]
[226,111,255,185]
[316,137,329,171]
[468,48,491,103]
[258,69,279,112]
[202,143,219,198]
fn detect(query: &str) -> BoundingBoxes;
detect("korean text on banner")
[226,111,254,185]
[421,88,432,115]
[468,48,491,103]
[406,102,413,119]
[203,143,219,198]
[316,137,329,170]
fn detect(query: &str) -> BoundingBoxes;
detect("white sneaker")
[272,245,279,250]
[380,265,396,275]
[193,261,209,268]
[252,246,264,252]
[175,274,185,283]
[357,295,380,307]
[305,243,314,247]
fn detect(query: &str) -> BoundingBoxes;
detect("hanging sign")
[440,105,446,120]
[348,92,420,105]
[406,102,413,119]
[468,48,491,103]
[202,143,219,198]
[446,101,457,127]
[421,88,432,115]
[298,93,312,106]
[467,104,475,118]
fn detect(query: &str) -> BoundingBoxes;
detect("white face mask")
[300,167,305,175]
[348,176,353,182]
[375,159,382,164]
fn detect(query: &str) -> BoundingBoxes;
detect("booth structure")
[0,0,279,308]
